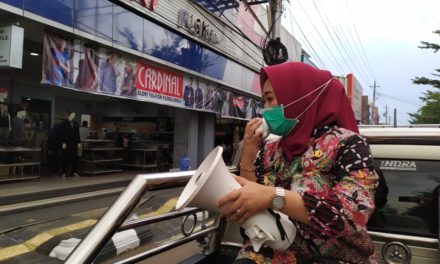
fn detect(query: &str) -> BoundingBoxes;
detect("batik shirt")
[236,126,378,264]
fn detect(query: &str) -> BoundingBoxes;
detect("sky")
[282,0,440,124]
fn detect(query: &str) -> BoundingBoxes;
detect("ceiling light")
[29,52,39,56]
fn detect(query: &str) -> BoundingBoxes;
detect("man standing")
[183,77,195,107]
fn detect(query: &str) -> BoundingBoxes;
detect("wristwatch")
[270,187,286,210]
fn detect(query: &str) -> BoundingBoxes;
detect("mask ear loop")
[283,78,332,120]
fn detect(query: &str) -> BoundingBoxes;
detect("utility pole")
[370,81,380,124]
[269,0,283,39]
[384,105,388,125]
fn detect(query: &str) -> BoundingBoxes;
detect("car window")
[367,158,439,238]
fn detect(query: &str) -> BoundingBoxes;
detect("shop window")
[74,0,113,41]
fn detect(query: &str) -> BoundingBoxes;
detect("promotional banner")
[41,32,260,119]
[182,76,222,113]
[41,33,74,87]
[95,48,137,96]
[41,32,137,97]
[221,91,262,120]
[136,61,184,107]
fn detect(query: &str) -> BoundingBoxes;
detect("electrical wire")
[288,0,344,73]
[281,11,300,61]
[316,0,373,85]
[376,92,422,107]
[310,0,372,87]
[343,0,376,81]
[201,0,264,52]
[333,0,374,83]
[188,0,261,60]
[110,0,264,71]
[186,0,265,67]
[287,10,326,69]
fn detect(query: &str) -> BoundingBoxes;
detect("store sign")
[178,9,221,45]
[0,25,24,69]
[136,61,183,103]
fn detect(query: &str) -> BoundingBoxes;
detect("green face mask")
[261,79,332,137]
[263,105,298,136]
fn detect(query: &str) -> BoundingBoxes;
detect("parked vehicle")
[65,126,440,264]
[360,126,439,264]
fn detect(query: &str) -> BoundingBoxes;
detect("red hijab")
[260,62,359,160]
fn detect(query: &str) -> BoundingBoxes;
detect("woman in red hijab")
[218,62,378,263]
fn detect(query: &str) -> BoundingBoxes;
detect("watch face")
[273,196,285,209]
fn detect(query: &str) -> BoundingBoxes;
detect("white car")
[360,126,439,264]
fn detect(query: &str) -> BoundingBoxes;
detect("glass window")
[1,0,23,8]
[183,40,204,72]
[367,159,439,238]
[164,31,187,67]
[142,18,169,60]
[24,0,74,27]
[113,5,143,51]
[74,0,113,41]
[201,48,226,79]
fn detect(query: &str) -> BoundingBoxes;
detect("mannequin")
[9,110,26,176]
[59,111,80,178]
[10,110,26,146]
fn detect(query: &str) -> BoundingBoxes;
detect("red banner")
[136,61,183,98]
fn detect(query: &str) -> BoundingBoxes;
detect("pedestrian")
[218,62,378,263]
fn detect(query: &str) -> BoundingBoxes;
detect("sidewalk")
[0,172,138,197]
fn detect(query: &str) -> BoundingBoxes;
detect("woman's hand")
[240,118,264,169]
[217,176,273,225]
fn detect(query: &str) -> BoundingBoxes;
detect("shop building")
[0,0,302,181]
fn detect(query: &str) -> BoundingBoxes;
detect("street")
[0,187,188,263]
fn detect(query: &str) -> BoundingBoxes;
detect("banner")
[41,32,260,118]
[181,76,222,113]
[136,61,184,106]
[41,32,137,97]
[221,91,262,120]
[41,33,74,87]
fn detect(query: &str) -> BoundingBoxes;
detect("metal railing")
[65,171,201,263]
[65,167,238,264]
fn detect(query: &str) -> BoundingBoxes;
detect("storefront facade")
[0,0,292,179]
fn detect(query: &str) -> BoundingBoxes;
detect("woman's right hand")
[240,118,263,168]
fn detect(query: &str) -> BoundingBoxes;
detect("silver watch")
[270,187,286,210]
